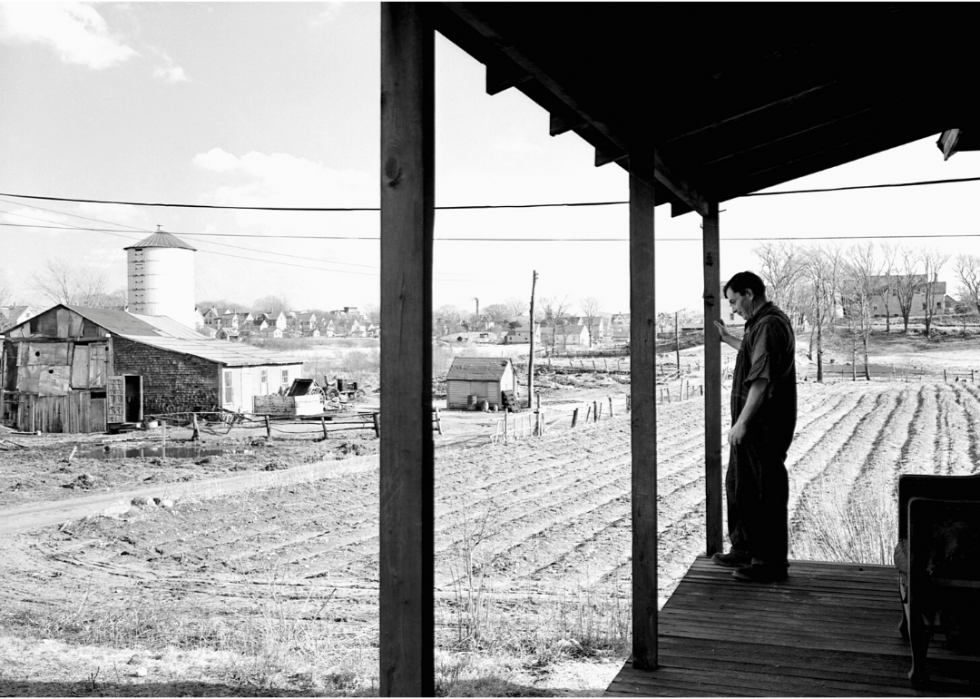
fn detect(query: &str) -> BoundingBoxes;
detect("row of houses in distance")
[196,306,377,341]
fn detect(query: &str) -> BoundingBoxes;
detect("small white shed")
[445,357,516,410]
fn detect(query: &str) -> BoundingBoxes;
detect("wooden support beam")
[550,111,587,137]
[485,59,531,95]
[380,4,435,696]
[702,201,723,556]
[596,146,629,168]
[653,149,709,218]
[630,164,658,670]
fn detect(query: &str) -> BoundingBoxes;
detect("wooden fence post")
[572,408,579,428]
[585,405,592,422]
[608,395,614,418]
[372,412,380,439]
[626,394,631,412]
[321,416,329,440]
[593,400,599,422]
[944,369,947,382]
[265,415,271,439]
[433,408,443,435]
[161,420,167,449]
[504,411,508,445]
[191,413,200,442]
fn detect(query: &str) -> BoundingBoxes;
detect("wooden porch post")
[702,201,723,555]
[630,167,658,670]
[380,3,435,696]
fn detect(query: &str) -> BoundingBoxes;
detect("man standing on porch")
[712,271,797,583]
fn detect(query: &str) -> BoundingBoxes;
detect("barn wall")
[112,337,221,415]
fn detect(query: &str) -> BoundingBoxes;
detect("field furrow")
[939,383,974,476]
[954,383,980,473]
[786,389,882,535]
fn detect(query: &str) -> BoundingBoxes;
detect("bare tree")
[953,253,980,317]
[540,295,572,352]
[579,296,603,347]
[434,304,467,335]
[799,245,843,382]
[482,303,510,327]
[893,247,919,334]
[875,243,897,334]
[841,242,885,380]
[919,249,951,337]
[755,242,803,320]
[505,297,529,320]
[32,258,114,307]
[0,271,12,309]
[253,294,290,316]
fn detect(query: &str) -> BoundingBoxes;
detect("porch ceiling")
[433,3,978,215]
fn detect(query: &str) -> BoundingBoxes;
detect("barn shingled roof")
[446,357,513,382]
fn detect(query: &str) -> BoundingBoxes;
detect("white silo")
[125,226,197,329]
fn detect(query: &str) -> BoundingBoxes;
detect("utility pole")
[472,297,480,330]
[674,310,681,373]
[528,270,539,409]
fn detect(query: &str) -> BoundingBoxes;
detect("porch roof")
[433,4,975,215]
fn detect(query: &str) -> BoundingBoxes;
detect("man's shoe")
[733,561,788,583]
[711,550,751,568]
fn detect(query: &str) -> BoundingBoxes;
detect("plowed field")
[2,377,979,693]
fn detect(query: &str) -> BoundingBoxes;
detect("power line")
[4,220,980,243]
[4,173,980,213]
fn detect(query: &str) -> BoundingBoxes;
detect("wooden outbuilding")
[444,356,516,410]
[1,305,303,432]
[377,4,980,695]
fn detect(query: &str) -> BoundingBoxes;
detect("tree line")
[750,242,980,382]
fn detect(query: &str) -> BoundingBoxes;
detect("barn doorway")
[124,375,143,423]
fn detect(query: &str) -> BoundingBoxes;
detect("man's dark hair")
[724,271,766,298]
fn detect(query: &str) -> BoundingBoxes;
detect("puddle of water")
[76,445,254,460]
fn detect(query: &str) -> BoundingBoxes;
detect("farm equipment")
[323,377,368,412]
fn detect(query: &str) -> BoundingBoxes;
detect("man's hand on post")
[713,319,730,343]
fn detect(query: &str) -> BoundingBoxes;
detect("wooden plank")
[629,164,658,670]
[71,344,90,389]
[38,366,70,397]
[701,201,722,555]
[379,3,435,696]
[56,308,70,338]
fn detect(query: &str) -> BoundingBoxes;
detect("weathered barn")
[1,305,303,432]
[444,356,516,409]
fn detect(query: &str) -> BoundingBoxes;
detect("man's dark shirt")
[730,301,797,455]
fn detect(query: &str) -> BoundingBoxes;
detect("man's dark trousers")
[727,436,789,564]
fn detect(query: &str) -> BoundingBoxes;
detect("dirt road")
[0,453,380,536]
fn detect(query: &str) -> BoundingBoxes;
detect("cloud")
[310,2,344,27]
[0,2,138,69]
[192,148,375,210]
[153,61,188,83]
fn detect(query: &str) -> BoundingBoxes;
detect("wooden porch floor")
[606,556,980,696]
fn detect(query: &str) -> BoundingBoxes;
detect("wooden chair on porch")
[894,473,980,685]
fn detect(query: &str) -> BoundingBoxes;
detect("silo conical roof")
[124,228,197,252]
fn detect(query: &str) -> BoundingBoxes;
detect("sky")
[2,2,980,319]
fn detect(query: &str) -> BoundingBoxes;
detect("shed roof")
[433,4,974,216]
[130,313,210,340]
[123,229,197,251]
[125,336,302,367]
[446,357,513,382]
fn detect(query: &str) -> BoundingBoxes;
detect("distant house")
[868,275,952,317]
[445,357,517,410]
[545,323,589,350]
[0,305,35,332]
[0,305,301,432]
[504,317,541,344]
[216,327,240,341]
[202,307,222,329]
[609,313,631,341]
[297,312,318,336]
